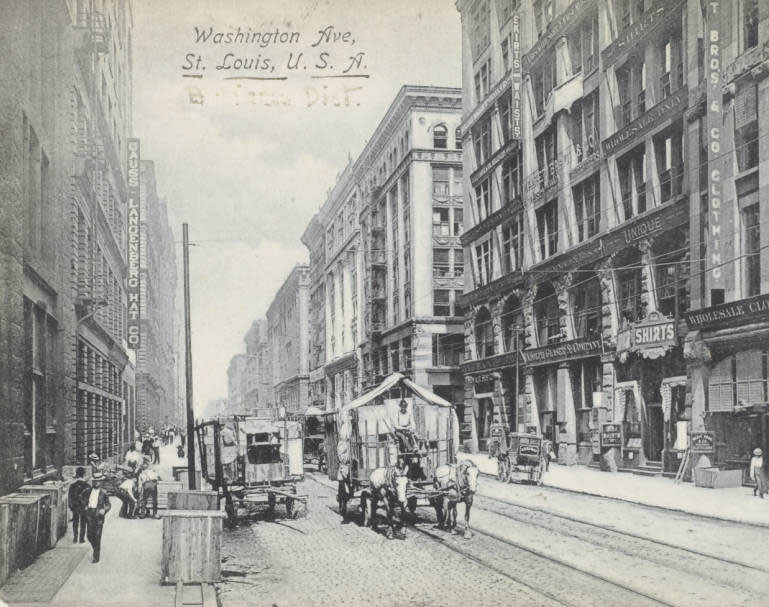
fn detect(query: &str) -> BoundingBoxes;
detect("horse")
[431,460,480,539]
[363,466,409,539]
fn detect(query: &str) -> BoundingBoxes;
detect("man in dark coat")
[67,466,90,543]
[80,471,112,563]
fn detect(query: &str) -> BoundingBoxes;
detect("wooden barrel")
[160,510,226,584]
[19,482,68,547]
[167,491,218,511]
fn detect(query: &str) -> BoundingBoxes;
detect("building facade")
[242,319,273,412]
[226,353,247,414]
[135,160,177,431]
[457,0,768,475]
[301,86,465,416]
[267,265,310,412]
[0,0,139,496]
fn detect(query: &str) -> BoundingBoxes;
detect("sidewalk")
[458,452,769,528]
[0,445,184,607]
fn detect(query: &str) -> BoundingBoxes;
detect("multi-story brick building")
[135,160,177,431]
[0,0,138,495]
[301,86,465,417]
[456,0,768,475]
[267,265,310,412]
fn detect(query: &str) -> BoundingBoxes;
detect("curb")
[473,468,769,530]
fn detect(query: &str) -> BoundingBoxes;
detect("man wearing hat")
[750,448,767,498]
[80,471,112,563]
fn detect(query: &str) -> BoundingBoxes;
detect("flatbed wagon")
[196,415,308,521]
[325,373,460,520]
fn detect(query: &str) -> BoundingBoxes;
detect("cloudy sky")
[132,0,462,412]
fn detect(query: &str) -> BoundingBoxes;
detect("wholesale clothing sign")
[127,138,141,349]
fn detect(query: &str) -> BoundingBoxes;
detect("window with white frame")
[475,239,493,286]
[501,215,523,273]
[536,199,558,259]
[433,123,448,149]
[573,174,600,242]
[474,178,492,219]
[472,115,492,163]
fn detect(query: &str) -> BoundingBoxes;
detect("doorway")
[645,403,664,462]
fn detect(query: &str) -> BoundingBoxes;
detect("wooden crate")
[19,482,68,547]
[167,491,219,511]
[0,493,51,585]
[157,481,184,509]
[160,510,226,584]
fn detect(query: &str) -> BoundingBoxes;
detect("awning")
[342,373,454,414]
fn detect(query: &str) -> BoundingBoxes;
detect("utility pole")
[183,223,196,489]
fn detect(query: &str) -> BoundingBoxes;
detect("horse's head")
[460,461,479,494]
[394,473,409,505]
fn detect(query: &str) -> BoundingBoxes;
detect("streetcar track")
[307,473,671,607]
[474,493,769,575]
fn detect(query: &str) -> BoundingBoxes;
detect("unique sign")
[685,293,769,331]
[601,87,687,157]
[601,423,622,448]
[511,13,522,139]
[706,0,729,290]
[603,199,688,253]
[522,338,603,366]
[690,431,715,453]
[126,138,141,350]
[601,0,685,66]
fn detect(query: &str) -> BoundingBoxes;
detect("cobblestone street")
[217,475,769,607]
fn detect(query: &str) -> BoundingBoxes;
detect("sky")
[132,0,462,413]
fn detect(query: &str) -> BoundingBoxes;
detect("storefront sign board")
[126,138,141,350]
[690,431,715,453]
[601,423,622,448]
[616,312,677,359]
[522,337,603,366]
[685,293,769,331]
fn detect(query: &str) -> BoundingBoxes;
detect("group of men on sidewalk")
[66,448,163,564]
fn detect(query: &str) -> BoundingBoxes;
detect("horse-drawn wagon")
[196,415,307,521]
[325,373,465,536]
[490,426,548,485]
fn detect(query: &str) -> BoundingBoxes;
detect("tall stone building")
[0,0,137,496]
[267,265,310,412]
[135,160,177,431]
[301,86,465,414]
[456,0,768,474]
[226,353,247,414]
[243,319,273,412]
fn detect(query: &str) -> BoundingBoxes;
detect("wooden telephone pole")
[183,223,196,489]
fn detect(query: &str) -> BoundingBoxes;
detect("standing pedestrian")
[81,471,111,563]
[139,462,160,518]
[750,448,767,498]
[152,433,161,465]
[68,467,90,543]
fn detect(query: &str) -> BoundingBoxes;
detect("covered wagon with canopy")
[196,415,307,520]
[325,373,461,517]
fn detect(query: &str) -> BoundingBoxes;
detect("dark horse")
[431,460,480,539]
[363,466,409,539]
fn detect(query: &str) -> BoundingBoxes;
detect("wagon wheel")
[407,496,418,514]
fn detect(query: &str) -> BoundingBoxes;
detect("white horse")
[431,460,480,539]
[363,466,409,539]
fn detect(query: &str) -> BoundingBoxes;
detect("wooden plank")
[182,583,203,605]
[201,583,217,607]
[167,491,218,511]
[175,581,184,607]
[161,511,225,584]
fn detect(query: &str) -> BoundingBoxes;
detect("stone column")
[556,362,577,464]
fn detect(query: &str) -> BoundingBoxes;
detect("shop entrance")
[645,404,664,462]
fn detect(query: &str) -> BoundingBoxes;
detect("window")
[433,249,450,277]
[452,167,463,196]
[475,179,491,219]
[573,174,600,242]
[536,200,558,259]
[617,266,643,323]
[501,296,524,352]
[474,59,491,101]
[501,215,523,273]
[743,0,759,51]
[617,58,646,127]
[433,208,450,236]
[582,14,599,72]
[433,289,451,316]
[454,249,464,277]
[475,307,495,357]
[390,342,400,372]
[402,336,412,370]
[502,154,521,203]
[572,275,602,339]
[432,166,450,196]
[499,93,512,142]
[433,123,448,149]
[454,290,466,317]
[501,35,510,72]
[455,127,463,150]
[533,0,554,37]
[535,126,557,188]
[744,203,760,297]
[475,239,493,285]
[23,115,44,256]
[472,116,492,163]
[659,34,683,99]
[735,84,758,172]
[708,349,768,412]
[432,333,464,366]
[453,209,463,236]
[533,54,557,115]
[534,284,560,345]
[471,0,491,58]
[620,0,645,28]
[654,129,683,202]
[618,146,646,220]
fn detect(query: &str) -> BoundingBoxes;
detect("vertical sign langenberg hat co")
[127,138,141,349]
